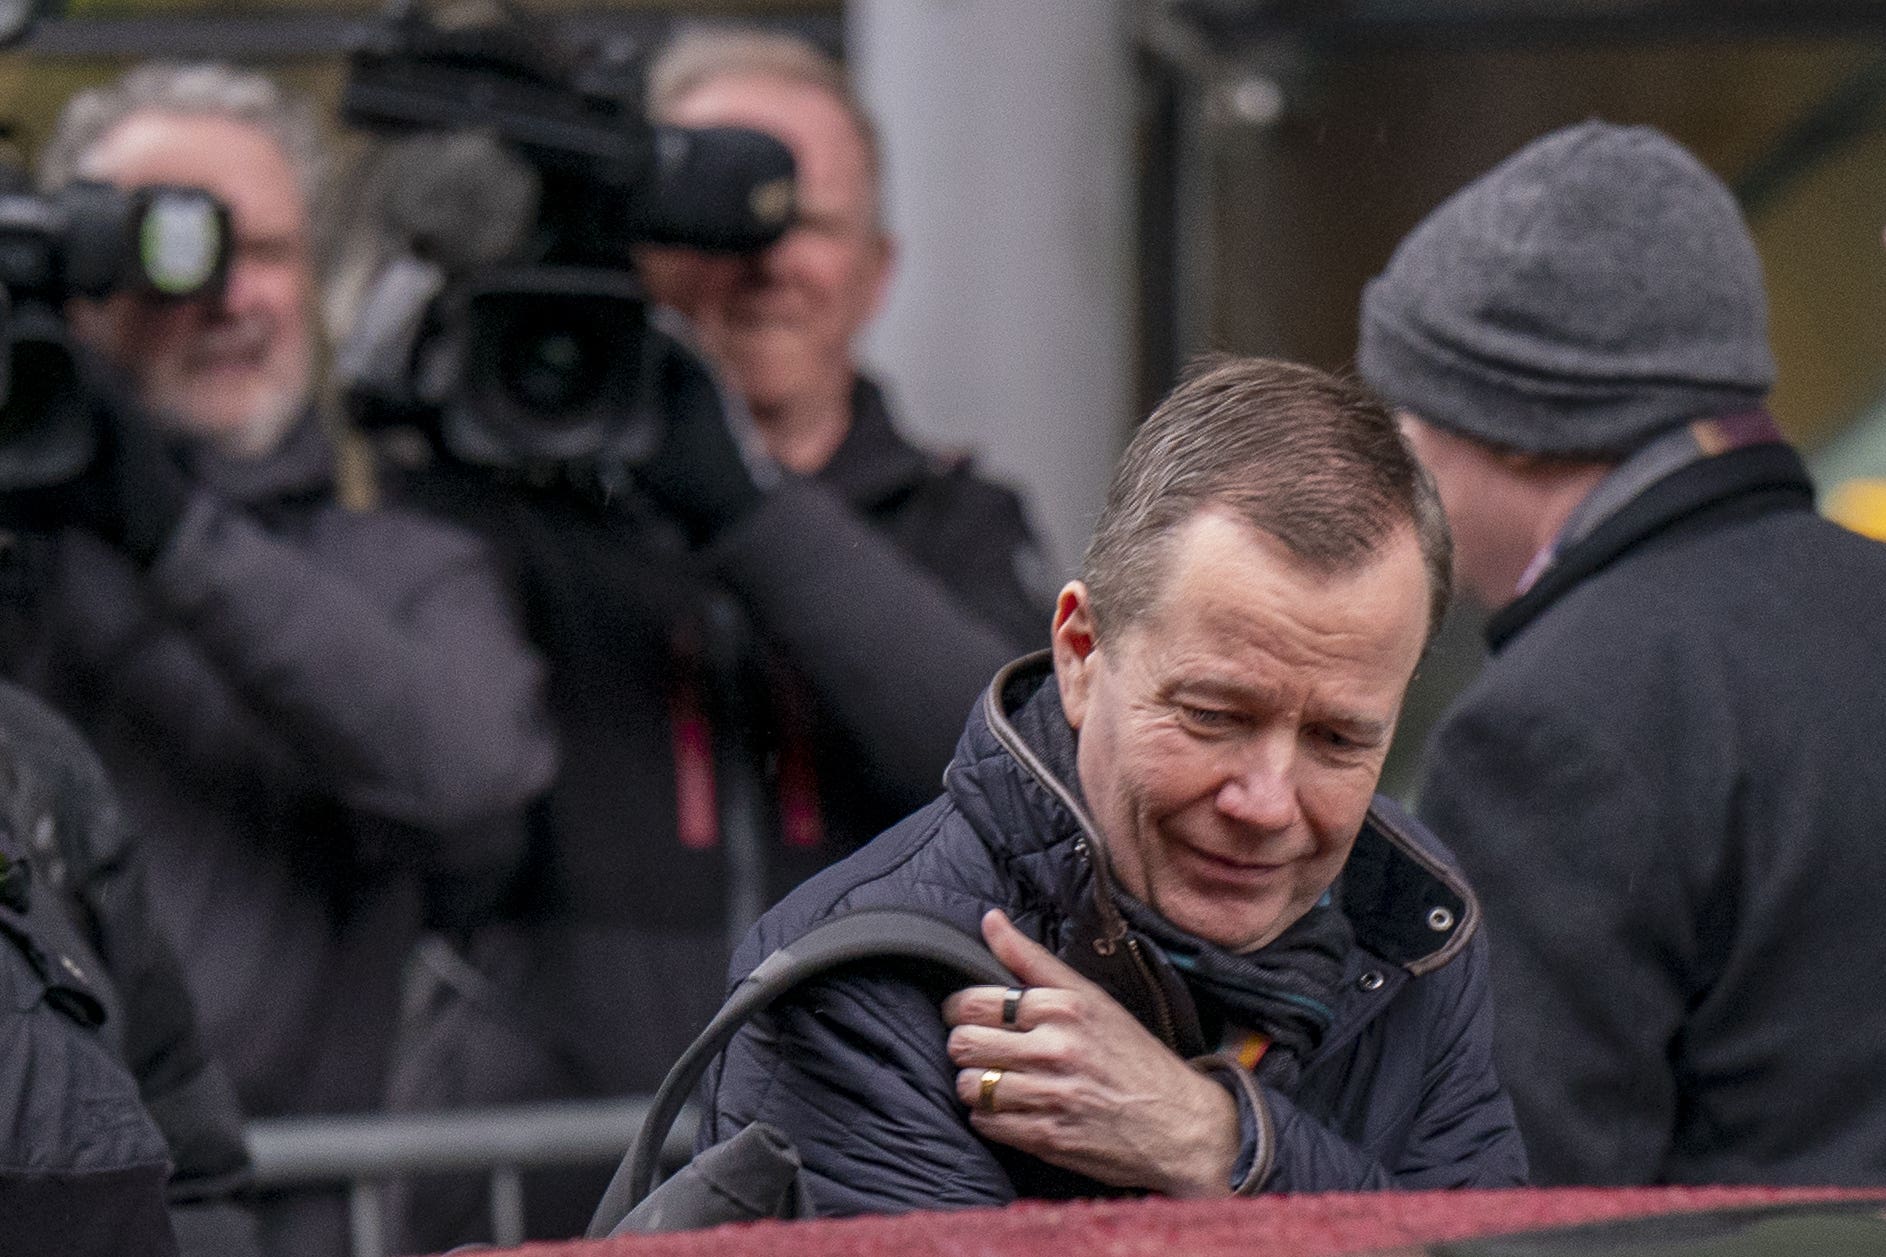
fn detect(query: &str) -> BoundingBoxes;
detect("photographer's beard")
[71,297,317,461]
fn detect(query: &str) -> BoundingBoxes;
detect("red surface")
[498,1186,1885,1257]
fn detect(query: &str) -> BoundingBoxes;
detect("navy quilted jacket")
[702,655,1527,1214]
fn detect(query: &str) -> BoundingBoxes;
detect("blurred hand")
[629,331,768,543]
[941,909,1240,1198]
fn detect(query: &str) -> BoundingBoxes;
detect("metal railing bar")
[489,1165,525,1248]
[247,1097,698,1184]
[347,1180,388,1257]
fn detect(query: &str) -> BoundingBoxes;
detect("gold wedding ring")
[977,1067,1005,1114]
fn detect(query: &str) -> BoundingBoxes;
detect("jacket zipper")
[1122,935,1180,1051]
[1071,835,1183,1052]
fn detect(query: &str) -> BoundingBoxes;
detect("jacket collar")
[814,377,936,513]
[955,652,1480,977]
[1487,441,1814,653]
[179,408,334,509]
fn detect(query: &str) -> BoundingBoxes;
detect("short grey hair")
[647,26,883,216]
[37,61,328,215]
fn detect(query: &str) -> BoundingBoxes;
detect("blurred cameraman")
[377,26,1050,1246]
[1,63,555,1255]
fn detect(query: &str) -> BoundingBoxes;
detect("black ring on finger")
[1001,986,1026,1028]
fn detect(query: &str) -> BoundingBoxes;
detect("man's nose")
[1215,738,1302,833]
[748,222,811,280]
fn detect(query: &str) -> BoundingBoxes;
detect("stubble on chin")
[150,362,312,459]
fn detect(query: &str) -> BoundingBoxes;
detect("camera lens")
[504,322,606,422]
[446,272,650,467]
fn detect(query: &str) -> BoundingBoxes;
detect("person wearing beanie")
[1360,120,1886,1186]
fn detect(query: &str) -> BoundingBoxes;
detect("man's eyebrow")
[1173,676,1394,741]
[1323,714,1393,745]
[1168,675,1275,708]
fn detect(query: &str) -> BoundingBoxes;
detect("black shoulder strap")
[586,908,1016,1238]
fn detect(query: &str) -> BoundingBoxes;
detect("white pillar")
[849,0,1136,578]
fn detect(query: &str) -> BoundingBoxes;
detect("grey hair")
[1083,356,1454,644]
[646,26,883,222]
[37,61,328,215]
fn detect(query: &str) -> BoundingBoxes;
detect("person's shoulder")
[909,442,1029,513]
[1484,549,1710,705]
[0,682,96,777]
[1499,506,1879,697]
[0,683,127,874]
[866,392,1028,516]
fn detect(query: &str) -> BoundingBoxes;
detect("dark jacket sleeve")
[886,466,1054,654]
[703,966,1018,1215]
[1414,635,1712,1185]
[146,492,557,833]
[1260,930,1528,1191]
[708,477,1046,813]
[1,895,180,1257]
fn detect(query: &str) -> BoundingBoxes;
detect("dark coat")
[384,377,1052,1246]
[1416,442,1886,1185]
[0,414,556,1120]
[0,681,257,1255]
[1,693,179,1257]
[702,656,1527,1215]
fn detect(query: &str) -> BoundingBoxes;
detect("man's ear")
[1051,580,1098,730]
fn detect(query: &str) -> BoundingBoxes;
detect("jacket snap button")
[32,816,55,853]
[1358,970,1385,992]
[1427,906,1456,932]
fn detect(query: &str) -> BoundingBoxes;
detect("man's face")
[69,111,315,455]
[1054,510,1430,953]
[637,72,892,418]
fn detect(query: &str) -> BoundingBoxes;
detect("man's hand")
[629,324,770,542]
[940,909,1241,1198]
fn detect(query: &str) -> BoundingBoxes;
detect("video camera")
[0,168,229,491]
[337,1,797,469]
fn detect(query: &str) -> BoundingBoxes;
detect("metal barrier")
[246,1097,698,1257]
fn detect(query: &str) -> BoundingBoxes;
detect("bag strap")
[586,908,1016,1238]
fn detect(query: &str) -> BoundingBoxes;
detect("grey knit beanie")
[1358,121,1775,456]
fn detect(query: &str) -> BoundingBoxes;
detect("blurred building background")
[8,0,1886,788]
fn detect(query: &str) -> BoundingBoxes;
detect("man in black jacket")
[376,28,1051,1245]
[1359,120,1886,1185]
[704,358,1525,1211]
[6,62,556,1256]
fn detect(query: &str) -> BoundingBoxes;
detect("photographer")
[369,26,1050,1246]
[1,62,555,1255]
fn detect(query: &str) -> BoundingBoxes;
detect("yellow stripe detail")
[1234,1031,1270,1072]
